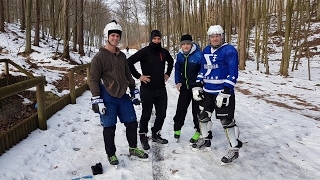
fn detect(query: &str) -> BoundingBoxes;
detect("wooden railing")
[0,59,91,156]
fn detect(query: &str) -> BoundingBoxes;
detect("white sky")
[0,21,320,180]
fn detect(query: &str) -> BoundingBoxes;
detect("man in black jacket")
[128,30,174,150]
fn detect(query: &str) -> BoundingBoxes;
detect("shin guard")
[200,120,212,138]
[221,119,241,148]
[224,125,240,147]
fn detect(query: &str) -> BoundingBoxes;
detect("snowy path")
[0,75,320,180]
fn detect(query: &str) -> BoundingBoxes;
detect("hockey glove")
[215,87,231,108]
[130,87,141,105]
[91,96,107,114]
[192,87,204,101]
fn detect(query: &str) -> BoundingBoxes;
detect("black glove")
[215,87,231,108]
[91,96,107,114]
[130,87,141,105]
[91,162,103,175]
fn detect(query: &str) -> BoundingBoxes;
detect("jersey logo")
[204,53,218,76]
[204,64,219,69]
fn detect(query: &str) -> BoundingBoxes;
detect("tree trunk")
[5,0,9,23]
[0,0,4,32]
[280,0,293,76]
[62,0,70,59]
[239,0,246,70]
[276,0,282,33]
[78,0,84,56]
[317,0,320,20]
[73,0,78,52]
[262,0,270,74]
[25,0,32,53]
[20,0,26,30]
[33,0,40,46]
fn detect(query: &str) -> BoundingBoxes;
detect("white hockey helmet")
[207,25,224,36]
[207,25,225,48]
[103,20,122,40]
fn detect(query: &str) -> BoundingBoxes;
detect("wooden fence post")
[69,69,76,104]
[36,76,47,130]
[4,133,9,150]
[4,60,9,76]
[0,134,5,155]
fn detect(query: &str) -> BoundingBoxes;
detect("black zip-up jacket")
[128,45,174,89]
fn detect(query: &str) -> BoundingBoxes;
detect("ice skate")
[108,154,119,169]
[129,147,149,161]
[191,138,211,151]
[140,134,150,150]
[189,131,200,144]
[207,131,213,139]
[221,147,239,165]
[152,132,168,144]
[174,130,181,142]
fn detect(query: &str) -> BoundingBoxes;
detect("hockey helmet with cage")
[103,20,122,40]
[207,25,225,48]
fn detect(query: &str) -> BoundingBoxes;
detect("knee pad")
[220,119,236,129]
[199,105,204,111]
[124,121,138,129]
[198,110,212,123]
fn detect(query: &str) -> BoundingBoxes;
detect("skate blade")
[191,147,211,152]
[113,165,118,169]
[175,138,179,143]
[152,142,169,147]
[220,159,237,166]
[129,155,150,162]
[221,162,234,166]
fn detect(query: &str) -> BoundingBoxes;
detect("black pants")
[173,86,200,132]
[200,93,235,120]
[139,86,167,134]
[103,121,137,157]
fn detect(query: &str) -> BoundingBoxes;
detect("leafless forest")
[0,0,320,76]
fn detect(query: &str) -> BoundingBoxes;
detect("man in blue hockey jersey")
[191,25,243,164]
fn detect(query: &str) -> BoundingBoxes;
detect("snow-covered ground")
[0,21,320,179]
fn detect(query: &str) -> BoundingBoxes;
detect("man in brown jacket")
[90,20,148,167]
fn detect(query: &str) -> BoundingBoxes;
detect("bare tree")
[33,0,40,46]
[317,0,320,20]
[280,0,294,76]
[0,0,4,32]
[78,0,84,56]
[62,0,70,59]
[276,0,283,33]
[25,0,32,53]
[20,0,25,30]
[262,0,270,74]
[239,0,247,70]
[5,0,9,23]
[72,0,78,52]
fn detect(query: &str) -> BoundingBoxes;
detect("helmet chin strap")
[107,40,117,47]
[107,40,118,53]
